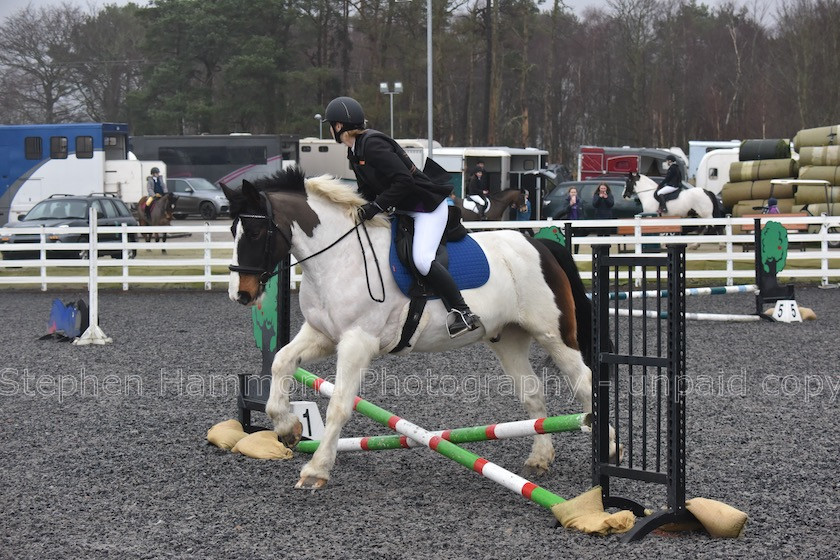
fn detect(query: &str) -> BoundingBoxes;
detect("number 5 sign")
[773,300,803,323]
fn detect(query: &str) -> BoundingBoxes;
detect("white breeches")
[406,200,449,276]
[657,185,678,196]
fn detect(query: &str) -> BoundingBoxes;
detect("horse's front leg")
[161,232,168,254]
[297,327,379,490]
[266,322,335,447]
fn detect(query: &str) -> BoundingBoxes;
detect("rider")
[145,167,167,219]
[323,96,481,338]
[653,154,682,215]
[467,167,490,220]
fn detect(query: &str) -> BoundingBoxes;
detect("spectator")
[592,183,614,219]
[516,190,531,221]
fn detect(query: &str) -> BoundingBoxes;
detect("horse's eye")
[245,227,263,240]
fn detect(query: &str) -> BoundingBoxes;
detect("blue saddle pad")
[389,219,490,297]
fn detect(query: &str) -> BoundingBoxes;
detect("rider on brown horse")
[143,167,167,219]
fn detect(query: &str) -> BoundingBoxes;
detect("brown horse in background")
[455,189,526,221]
[137,193,178,253]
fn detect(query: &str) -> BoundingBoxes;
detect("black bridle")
[227,192,292,286]
[228,192,385,301]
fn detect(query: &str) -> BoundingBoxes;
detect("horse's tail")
[705,189,725,218]
[530,237,593,369]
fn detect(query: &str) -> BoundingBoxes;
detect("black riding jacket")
[348,130,450,212]
[658,164,682,189]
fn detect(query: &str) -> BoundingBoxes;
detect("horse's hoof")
[521,464,550,479]
[295,476,328,490]
[278,419,303,448]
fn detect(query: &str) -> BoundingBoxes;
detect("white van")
[694,147,739,195]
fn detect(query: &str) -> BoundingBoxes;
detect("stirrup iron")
[446,309,481,338]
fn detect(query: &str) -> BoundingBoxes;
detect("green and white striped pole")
[294,368,568,510]
[296,412,589,454]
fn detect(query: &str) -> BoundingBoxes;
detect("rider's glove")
[357,202,383,222]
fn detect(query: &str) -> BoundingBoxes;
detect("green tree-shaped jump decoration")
[252,271,278,354]
[761,221,788,275]
[534,226,566,246]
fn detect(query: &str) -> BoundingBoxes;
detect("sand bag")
[232,430,293,460]
[551,487,635,536]
[207,419,247,450]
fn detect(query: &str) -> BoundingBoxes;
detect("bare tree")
[0,3,85,123]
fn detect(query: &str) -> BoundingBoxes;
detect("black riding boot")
[654,192,666,214]
[423,261,482,338]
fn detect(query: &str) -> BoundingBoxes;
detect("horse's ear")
[241,180,261,207]
[220,182,235,200]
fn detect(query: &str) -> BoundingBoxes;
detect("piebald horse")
[137,193,178,251]
[623,172,724,225]
[223,167,617,490]
[456,189,526,221]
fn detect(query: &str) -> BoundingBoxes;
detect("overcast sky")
[0,0,780,27]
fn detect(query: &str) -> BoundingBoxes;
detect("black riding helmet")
[324,96,365,144]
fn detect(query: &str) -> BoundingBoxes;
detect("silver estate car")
[166,177,230,220]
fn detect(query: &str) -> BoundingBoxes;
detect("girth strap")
[390,296,427,353]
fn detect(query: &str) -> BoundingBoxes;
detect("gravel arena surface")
[1,285,839,560]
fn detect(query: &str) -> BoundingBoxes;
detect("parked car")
[542,178,644,220]
[0,194,138,260]
[166,177,230,220]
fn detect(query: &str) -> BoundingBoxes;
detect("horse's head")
[622,172,641,200]
[222,180,288,306]
[223,166,319,306]
[162,194,178,220]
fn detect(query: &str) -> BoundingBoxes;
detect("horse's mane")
[250,166,388,226]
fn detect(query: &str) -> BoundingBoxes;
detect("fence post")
[204,221,212,291]
[121,222,130,291]
[724,221,734,286]
[40,225,47,291]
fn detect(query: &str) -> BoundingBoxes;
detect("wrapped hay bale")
[731,200,764,216]
[794,184,840,204]
[739,139,790,161]
[793,125,840,151]
[798,165,840,185]
[721,181,754,208]
[798,145,840,166]
[748,180,775,200]
[776,197,796,213]
[791,202,840,215]
[731,198,793,215]
[729,159,796,182]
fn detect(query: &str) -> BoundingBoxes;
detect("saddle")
[140,195,162,214]
[463,195,490,216]
[388,208,490,352]
[659,187,684,204]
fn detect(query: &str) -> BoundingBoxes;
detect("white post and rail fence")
[1,214,839,292]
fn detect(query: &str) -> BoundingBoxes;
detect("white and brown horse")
[223,167,617,490]
[456,188,526,221]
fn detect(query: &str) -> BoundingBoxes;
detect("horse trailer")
[130,133,299,188]
[0,123,164,222]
